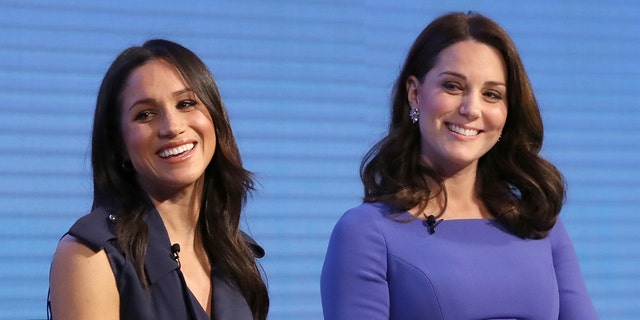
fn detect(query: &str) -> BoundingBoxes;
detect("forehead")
[432,40,506,81]
[124,59,187,93]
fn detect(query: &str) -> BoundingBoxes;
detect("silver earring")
[409,108,420,124]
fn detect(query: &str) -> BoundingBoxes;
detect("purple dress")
[321,202,598,320]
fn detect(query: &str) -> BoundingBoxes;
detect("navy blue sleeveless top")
[50,207,264,320]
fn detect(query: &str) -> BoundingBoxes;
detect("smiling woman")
[48,39,269,320]
[406,40,508,180]
[321,11,599,320]
[120,59,217,199]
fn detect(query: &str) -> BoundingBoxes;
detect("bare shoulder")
[49,234,119,319]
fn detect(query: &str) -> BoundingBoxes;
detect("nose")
[458,94,481,120]
[158,109,186,138]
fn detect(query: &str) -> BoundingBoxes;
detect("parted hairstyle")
[91,39,268,319]
[361,12,565,239]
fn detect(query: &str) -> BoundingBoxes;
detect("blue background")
[1,1,639,319]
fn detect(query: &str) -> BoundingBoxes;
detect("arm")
[49,235,120,320]
[321,208,390,320]
[550,219,599,319]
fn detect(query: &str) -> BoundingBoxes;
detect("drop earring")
[409,108,420,124]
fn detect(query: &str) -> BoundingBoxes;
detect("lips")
[446,123,480,137]
[157,142,195,158]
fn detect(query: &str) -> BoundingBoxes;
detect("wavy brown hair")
[92,39,268,319]
[361,12,565,239]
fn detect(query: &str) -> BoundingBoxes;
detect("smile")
[447,124,479,137]
[157,143,195,158]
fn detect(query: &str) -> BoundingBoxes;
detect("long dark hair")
[91,39,268,319]
[361,12,565,239]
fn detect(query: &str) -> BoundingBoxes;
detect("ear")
[406,75,421,108]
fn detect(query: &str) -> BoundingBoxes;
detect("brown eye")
[134,110,153,121]
[178,100,197,109]
[442,81,463,92]
[484,91,503,101]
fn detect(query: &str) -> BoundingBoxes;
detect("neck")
[441,166,491,219]
[412,163,491,220]
[146,179,205,249]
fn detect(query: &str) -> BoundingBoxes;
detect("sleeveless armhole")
[47,208,119,320]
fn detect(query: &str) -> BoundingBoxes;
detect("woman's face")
[119,59,216,198]
[407,40,508,176]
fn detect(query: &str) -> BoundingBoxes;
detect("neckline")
[398,210,495,222]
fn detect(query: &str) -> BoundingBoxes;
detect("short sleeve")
[320,206,390,320]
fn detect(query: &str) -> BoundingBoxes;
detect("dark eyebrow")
[485,81,506,88]
[173,88,195,97]
[128,88,195,111]
[128,98,156,111]
[440,71,466,79]
[440,71,506,88]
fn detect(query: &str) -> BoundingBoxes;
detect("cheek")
[487,106,508,130]
[418,100,447,137]
[192,112,216,141]
[204,122,217,152]
[420,91,457,116]
[120,113,138,158]
[121,126,148,159]
[198,118,215,135]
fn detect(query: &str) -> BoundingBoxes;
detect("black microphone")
[426,215,442,234]
[171,243,181,267]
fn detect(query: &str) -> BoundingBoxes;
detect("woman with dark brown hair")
[48,39,269,320]
[321,12,597,319]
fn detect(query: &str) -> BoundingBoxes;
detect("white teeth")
[447,124,479,137]
[158,143,195,158]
